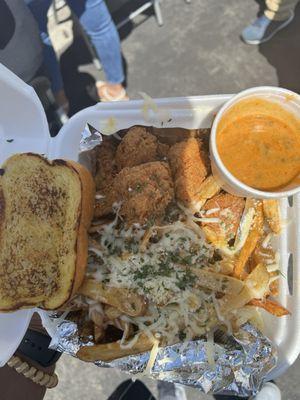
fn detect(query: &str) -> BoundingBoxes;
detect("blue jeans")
[25,0,124,93]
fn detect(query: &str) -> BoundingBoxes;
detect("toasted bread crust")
[0,153,95,311]
[65,160,95,297]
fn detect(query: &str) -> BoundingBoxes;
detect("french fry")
[249,298,290,317]
[202,226,228,249]
[233,200,264,279]
[253,242,275,267]
[218,258,235,275]
[194,175,220,210]
[232,305,264,332]
[191,268,244,294]
[105,305,122,320]
[90,308,104,327]
[263,199,281,234]
[220,264,269,314]
[269,277,279,297]
[79,279,147,317]
[245,263,270,299]
[201,193,245,249]
[219,286,253,315]
[94,324,104,343]
[77,333,154,362]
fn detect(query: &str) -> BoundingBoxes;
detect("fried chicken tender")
[201,193,245,244]
[157,142,170,159]
[94,139,117,191]
[94,162,174,225]
[151,127,210,147]
[168,138,209,212]
[115,126,159,170]
[152,127,198,145]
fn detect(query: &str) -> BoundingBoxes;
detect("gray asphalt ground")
[44,0,300,399]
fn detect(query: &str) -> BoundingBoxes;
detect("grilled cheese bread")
[0,153,95,310]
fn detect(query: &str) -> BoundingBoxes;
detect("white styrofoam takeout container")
[0,63,299,382]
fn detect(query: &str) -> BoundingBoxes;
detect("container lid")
[0,63,50,163]
[0,64,50,366]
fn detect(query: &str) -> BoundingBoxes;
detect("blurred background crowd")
[0,1,299,399]
[0,0,299,130]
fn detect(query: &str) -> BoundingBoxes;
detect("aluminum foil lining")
[50,123,278,397]
[49,318,276,397]
[79,123,102,152]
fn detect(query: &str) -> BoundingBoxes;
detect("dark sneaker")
[241,12,294,45]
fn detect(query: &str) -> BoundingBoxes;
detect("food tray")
[0,64,299,379]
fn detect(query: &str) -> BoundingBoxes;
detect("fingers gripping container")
[0,64,299,384]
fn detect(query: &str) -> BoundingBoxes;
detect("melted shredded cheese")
[86,196,279,348]
[89,215,214,305]
[218,207,255,256]
[206,330,215,366]
[145,338,160,374]
[262,233,273,248]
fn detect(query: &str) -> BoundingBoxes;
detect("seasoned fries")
[191,268,244,294]
[79,279,146,317]
[77,333,154,362]
[201,193,245,249]
[249,298,290,317]
[233,200,264,279]
[244,263,270,298]
[73,125,286,363]
[194,175,220,210]
[263,199,281,234]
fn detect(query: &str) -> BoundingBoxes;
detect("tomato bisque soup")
[216,97,300,191]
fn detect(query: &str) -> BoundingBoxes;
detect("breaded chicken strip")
[94,162,174,225]
[151,127,210,148]
[201,193,245,245]
[168,138,209,212]
[115,126,159,170]
[94,139,117,191]
[152,127,198,145]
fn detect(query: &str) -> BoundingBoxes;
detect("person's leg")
[67,0,127,101]
[265,0,299,20]
[241,0,298,44]
[24,0,68,109]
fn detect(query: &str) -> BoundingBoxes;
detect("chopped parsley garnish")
[181,255,193,265]
[133,264,153,280]
[157,261,173,277]
[175,269,196,290]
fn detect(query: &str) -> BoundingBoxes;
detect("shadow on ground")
[258,3,300,92]
[60,31,97,116]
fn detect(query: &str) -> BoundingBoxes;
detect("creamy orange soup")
[217,97,300,191]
